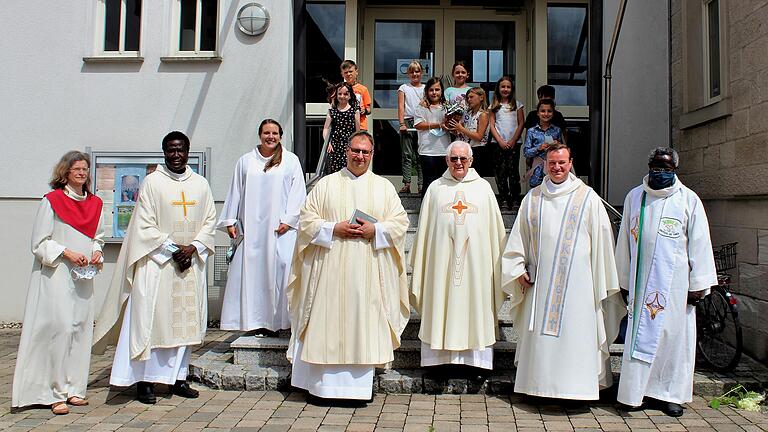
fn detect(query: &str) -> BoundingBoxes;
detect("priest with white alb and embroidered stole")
[502,144,625,400]
[615,147,717,417]
[410,141,506,370]
[287,132,410,401]
[93,131,217,404]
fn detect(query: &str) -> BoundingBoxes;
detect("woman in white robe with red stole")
[12,151,104,415]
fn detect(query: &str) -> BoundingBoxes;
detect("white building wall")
[0,0,294,321]
[603,0,671,204]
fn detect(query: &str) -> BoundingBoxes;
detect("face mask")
[71,264,99,281]
[648,170,676,189]
[429,127,446,137]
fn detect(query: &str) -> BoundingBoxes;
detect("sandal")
[67,396,89,406]
[399,183,411,193]
[51,402,69,415]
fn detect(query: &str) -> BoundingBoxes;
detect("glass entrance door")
[363,8,526,176]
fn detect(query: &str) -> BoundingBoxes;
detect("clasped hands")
[172,244,197,272]
[516,272,533,294]
[333,218,375,241]
[63,249,102,267]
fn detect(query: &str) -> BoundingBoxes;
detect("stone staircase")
[189,192,625,394]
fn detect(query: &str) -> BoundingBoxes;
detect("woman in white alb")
[13,151,104,415]
[218,119,306,335]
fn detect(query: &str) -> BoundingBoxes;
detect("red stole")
[45,188,103,239]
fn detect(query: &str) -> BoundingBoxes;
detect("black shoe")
[661,402,683,417]
[136,381,156,404]
[171,380,199,398]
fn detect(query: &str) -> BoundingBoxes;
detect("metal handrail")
[602,0,629,197]
[306,132,331,188]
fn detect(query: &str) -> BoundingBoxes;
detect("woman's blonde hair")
[49,151,92,194]
[407,60,423,74]
[467,87,488,112]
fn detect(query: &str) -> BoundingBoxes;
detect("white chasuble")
[502,174,625,400]
[287,169,410,399]
[616,177,717,407]
[13,194,104,408]
[410,168,507,369]
[94,165,217,368]
[218,148,306,331]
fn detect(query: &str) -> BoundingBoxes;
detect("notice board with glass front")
[88,150,210,243]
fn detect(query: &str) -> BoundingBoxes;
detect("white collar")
[341,167,370,180]
[254,146,275,163]
[158,164,192,181]
[542,173,581,197]
[64,184,87,201]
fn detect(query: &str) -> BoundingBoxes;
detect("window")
[679,0,728,128]
[547,3,588,106]
[93,0,142,57]
[704,0,721,100]
[306,1,346,103]
[173,0,219,55]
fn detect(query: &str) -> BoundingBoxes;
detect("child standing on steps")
[414,76,450,194]
[489,76,525,209]
[397,61,425,194]
[523,98,563,188]
[341,60,372,131]
[323,82,360,174]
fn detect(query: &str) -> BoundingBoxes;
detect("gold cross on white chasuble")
[171,191,197,219]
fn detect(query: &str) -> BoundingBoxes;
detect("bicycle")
[695,242,743,372]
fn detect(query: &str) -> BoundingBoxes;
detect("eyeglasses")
[69,168,89,173]
[349,148,372,155]
[449,156,470,162]
[649,167,675,173]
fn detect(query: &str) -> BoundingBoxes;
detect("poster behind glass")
[90,152,207,242]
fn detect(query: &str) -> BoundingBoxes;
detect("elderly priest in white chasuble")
[502,143,625,400]
[93,131,217,405]
[287,131,410,401]
[615,147,717,417]
[410,141,506,371]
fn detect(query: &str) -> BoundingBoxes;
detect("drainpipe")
[602,0,628,198]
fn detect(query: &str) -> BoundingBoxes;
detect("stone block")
[378,370,405,394]
[444,379,467,394]
[703,145,720,171]
[221,364,246,390]
[735,132,768,166]
[708,119,726,144]
[726,109,749,141]
[423,375,445,394]
[264,367,291,390]
[245,368,266,391]
[678,150,703,174]
[732,79,756,112]
[401,369,424,393]
[487,374,514,395]
[730,48,743,82]
[202,362,225,389]
[760,229,768,265]
[708,226,757,265]
[737,262,768,302]
[719,140,736,168]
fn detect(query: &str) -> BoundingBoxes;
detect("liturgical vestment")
[13,187,104,408]
[502,174,625,400]
[409,168,506,369]
[93,165,217,385]
[616,176,717,407]
[218,148,306,331]
[287,168,410,399]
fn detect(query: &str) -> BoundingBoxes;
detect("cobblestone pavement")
[1,329,766,431]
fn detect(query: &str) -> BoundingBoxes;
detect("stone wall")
[670,0,768,362]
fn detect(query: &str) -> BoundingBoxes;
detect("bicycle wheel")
[696,287,743,372]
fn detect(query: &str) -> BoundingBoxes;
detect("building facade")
[0,1,670,325]
[671,0,768,363]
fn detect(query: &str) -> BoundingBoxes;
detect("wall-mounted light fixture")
[237,3,270,36]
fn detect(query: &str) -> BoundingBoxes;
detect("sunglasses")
[449,156,470,162]
[649,167,675,173]
[349,148,372,155]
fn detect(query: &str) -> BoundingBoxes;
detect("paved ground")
[1,329,766,432]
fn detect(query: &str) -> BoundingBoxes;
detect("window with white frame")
[98,0,142,55]
[175,0,219,55]
[703,0,721,100]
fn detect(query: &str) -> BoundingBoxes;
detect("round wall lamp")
[237,3,270,36]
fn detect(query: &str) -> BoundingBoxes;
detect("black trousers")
[419,155,447,196]
[492,143,521,201]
